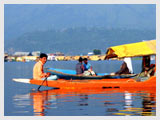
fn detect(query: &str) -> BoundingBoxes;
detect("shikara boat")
[13,40,156,89]
[44,68,136,80]
[13,76,156,89]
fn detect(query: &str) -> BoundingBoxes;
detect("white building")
[47,54,57,61]
[87,52,94,56]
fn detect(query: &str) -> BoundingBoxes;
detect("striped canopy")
[105,40,156,59]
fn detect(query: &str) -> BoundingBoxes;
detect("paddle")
[38,77,48,90]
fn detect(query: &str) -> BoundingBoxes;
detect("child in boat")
[33,53,58,80]
[83,58,96,76]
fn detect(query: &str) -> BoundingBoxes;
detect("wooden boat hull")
[45,68,136,80]
[13,76,156,90]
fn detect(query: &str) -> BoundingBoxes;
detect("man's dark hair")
[40,53,48,58]
[83,58,88,61]
[78,57,83,62]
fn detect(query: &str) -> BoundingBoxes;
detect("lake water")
[4,60,156,116]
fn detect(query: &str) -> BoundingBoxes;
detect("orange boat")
[13,76,156,89]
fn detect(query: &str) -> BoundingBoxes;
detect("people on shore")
[33,53,57,80]
[75,57,84,75]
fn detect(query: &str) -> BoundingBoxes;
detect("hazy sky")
[4,4,156,39]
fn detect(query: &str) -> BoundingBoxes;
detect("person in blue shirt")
[83,58,96,76]
[83,58,92,71]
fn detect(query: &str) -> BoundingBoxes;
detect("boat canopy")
[105,40,156,59]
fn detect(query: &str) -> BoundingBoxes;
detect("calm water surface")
[4,60,156,116]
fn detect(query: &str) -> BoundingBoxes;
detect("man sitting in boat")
[33,53,58,80]
[149,64,156,76]
[75,57,84,75]
[83,58,96,76]
[140,64,156,77]
[111,58,133,75]
[137,55,156,78]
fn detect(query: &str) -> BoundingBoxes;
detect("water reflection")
[141,93,156,116]
[13,88,156,116]
[112,90,156,116]
[30,90,57,116]
[124,91,133,109]
[78,94,89,106]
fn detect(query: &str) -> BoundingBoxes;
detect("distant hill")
[5,27,156,55]
[5,4,155,39]
[4,4,156,55]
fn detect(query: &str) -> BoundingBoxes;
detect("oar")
[38,77,48,90]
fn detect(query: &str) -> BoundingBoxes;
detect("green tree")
[93,49,101,55]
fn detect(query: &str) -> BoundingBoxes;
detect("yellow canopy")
[105,40,156,59]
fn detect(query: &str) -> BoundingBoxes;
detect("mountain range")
[4,4,156,55]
